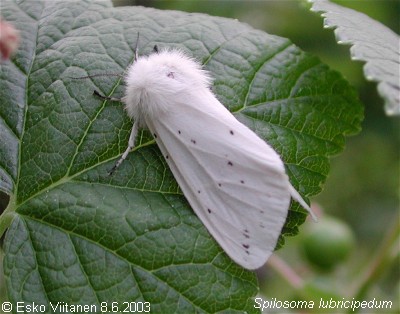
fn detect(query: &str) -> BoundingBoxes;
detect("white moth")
[104,46,316,270]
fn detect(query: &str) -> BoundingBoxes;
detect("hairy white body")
[118,49,315,270]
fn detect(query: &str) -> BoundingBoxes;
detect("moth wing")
[145,91,300,269]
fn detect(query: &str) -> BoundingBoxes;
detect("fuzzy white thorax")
[123,49,212,127]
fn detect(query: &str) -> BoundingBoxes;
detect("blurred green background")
[113,0,399,310]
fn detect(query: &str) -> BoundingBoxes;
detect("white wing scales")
[121,49,314,269]
[144,90,304,269]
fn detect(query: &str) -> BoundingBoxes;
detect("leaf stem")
[267,254,304,289]
[0,194,16,238]
[351,214,399,304]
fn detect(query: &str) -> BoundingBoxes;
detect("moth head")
[123,49,212,120]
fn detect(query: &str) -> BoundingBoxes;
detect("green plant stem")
[0,212,14,239]
[0,195,16,239]
[351,214,399,304]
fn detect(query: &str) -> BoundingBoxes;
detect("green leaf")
[310,0,400,116]
[0,0,362,311]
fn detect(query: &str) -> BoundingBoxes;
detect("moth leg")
[108,121,139,176]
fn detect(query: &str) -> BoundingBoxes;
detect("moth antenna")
[134,32,139,62]
[69,73,123,80]
[93,90,122,102]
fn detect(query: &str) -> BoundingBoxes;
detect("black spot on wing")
[227,161,233,166]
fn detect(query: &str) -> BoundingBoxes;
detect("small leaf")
[310,0,400,116]
[0,0,362,311]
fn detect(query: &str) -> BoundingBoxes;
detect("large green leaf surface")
[0,0,363,312]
